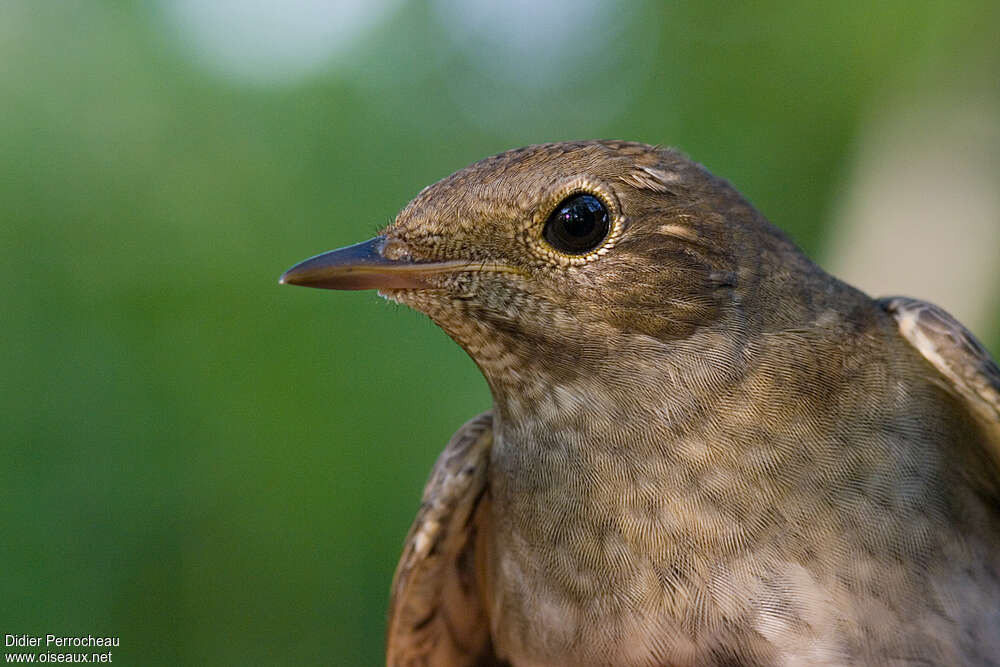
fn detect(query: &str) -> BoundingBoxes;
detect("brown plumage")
[281,141,1000,666]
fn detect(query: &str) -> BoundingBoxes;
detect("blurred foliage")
[1,1,997,664]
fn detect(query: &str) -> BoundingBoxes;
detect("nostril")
[381,237,412,262]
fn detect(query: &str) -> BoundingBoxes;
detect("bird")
[280,141,1000,666]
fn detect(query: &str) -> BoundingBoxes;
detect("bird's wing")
[879,297,1000,457]
[386,411,499,667]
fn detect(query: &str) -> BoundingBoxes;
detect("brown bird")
[280,141,1000,666]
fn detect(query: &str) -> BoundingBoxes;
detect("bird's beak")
[279,236,471,291]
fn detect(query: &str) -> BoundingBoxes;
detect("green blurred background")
[2,1,997,664]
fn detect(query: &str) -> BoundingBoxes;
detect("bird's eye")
[542,194,611,255]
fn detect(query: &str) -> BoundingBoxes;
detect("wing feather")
[880,296,1000,461]
[386,411,498,666]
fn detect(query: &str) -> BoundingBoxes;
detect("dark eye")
[542,193,610,255]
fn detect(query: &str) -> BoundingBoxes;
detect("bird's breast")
[480,366,1000,666]
[482,415,757,666]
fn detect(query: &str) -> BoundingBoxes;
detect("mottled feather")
[387,412,498,667]
[880,296,1000,467]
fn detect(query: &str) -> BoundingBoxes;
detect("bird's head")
[282,142,797,404]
